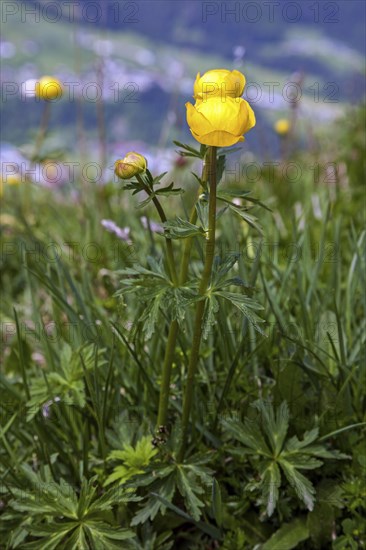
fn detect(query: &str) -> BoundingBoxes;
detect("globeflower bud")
[35,76,63,101]
[114,152,147,180]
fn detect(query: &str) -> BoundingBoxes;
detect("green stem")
[156,156,209,428]
[157,319,179,427]
[136,174,178,285]
[178,146,217,461]
[178,157,209,282]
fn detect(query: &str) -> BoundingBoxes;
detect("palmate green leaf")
[10,470,78,518]
[76,477,98,520]
[22,525,75,550]
[283,455,324,470]
[202,294,219,339]
[105,436,158,485]
[26,343,107,420]
[163,217,206,239]
[217,190,272,212]
[173,141,206,159]
[261,517,309,550]
[184,460,215,485]
[63,525,88,550]
[176,466,205,521]
[151,492,222,540]
[223,400,349,516]
[88,486,140,512]
[84,522,135,550]
[141,289,165,339]
[216,290,265,335]
[279,459,316,511]
[131,472,176,525]
[155,181,184,197]
[228,204,264,235]
[196,200,209,231]
[211,253,240,287]
[222,417,271,456]
[169,287,198,325]
[284,428,319,453]
[284,429,350,460]
[259,461,281,517]
[8,472,138,548]
[117,263,169,286]
[253,400,289,456]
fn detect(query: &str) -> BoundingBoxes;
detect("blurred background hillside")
[1,0,365,169]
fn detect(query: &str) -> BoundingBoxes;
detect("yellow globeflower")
[35,76,63,101]
[194,69,245,101]
[274,119,290,135]
[114,152,147,180]
[186,96,256,147]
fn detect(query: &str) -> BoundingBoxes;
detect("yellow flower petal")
[236,99,256,135]
[194,69,245,100]
[191,129,244,147]
[196,98,244,134]
[186,102,215,134]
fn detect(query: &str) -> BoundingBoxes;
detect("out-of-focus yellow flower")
[0,174,21,197]
[194,69,245,101]
[186,96,255,147]
[35,76,63,101]
[274,119,290,135]
[114,152,147,180]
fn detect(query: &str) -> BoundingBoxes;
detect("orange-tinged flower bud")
[186,96,255,147]
[274,119,291,135]
[35,76,63,101]
[193,69,245,101]
[114,152,147,180]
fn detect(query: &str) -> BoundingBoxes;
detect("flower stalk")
[177,145,217,462]
[156,157,208,428]
[135,174,178,285]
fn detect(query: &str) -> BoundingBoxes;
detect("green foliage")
[1,105,365,548]
[26,343,107,420]
[223,400,349,516]
[105,436,158,485]
[3,467,137,549]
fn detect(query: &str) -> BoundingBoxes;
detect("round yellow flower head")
[186,96,256,147]
[114,152,147,180]
[274,119,290,135]
[194,69,245,101]
[35,76,63,101]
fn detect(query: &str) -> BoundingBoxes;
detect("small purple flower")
[140,216,164,234]
[101,219,131,242]
[42,397,61,418]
